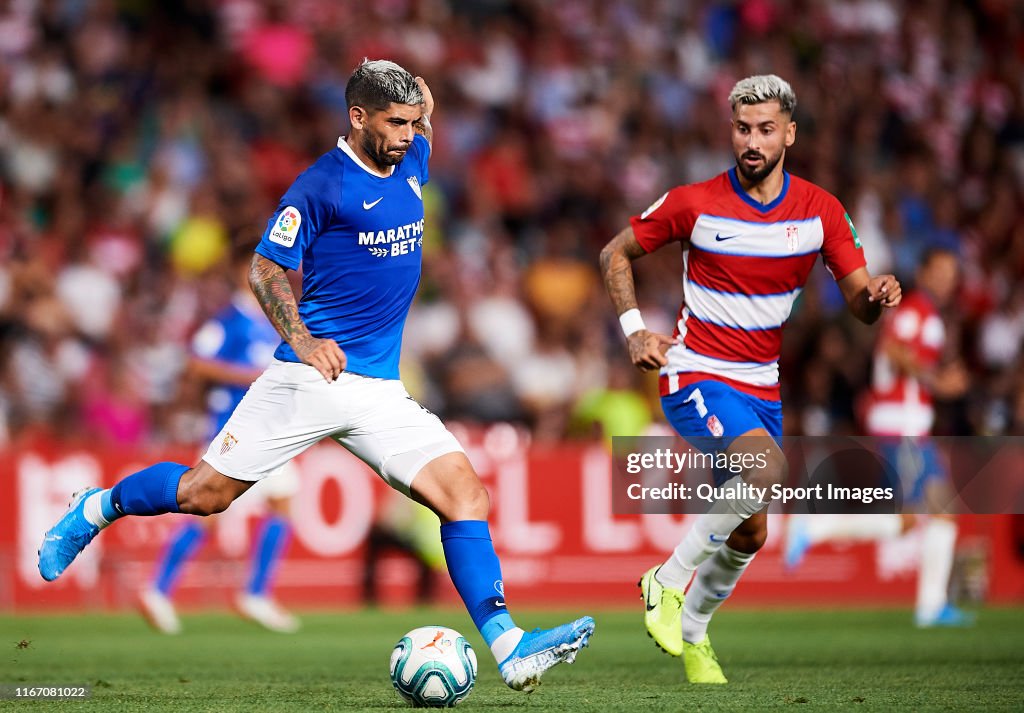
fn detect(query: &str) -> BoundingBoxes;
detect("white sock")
[490,627,525,663]
[916,518,957,620]
[806,514,902,543]
[82,491,112,529]
[656,476,765,590]
[681,545,756,644]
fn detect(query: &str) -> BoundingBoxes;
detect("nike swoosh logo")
[709,534,728,543]
[715,233,741,241]
[495,600,506,607]
[644,576,657,611]
[45,535,62,541]
[362,197,383,210]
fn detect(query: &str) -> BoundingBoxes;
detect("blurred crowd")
[0,0,1022,449]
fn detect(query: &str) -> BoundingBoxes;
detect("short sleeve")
[628,186,695,253]
[256,163,337,271]
[820,198,867,281]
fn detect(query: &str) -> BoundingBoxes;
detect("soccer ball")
[389,626,477,707]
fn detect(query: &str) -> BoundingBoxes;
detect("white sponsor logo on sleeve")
[641,192,668,219]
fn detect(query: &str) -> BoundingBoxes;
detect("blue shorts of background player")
[875,437,946,505]
[662,379,783,486]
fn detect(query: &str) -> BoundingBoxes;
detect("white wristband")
[619,308,647,337]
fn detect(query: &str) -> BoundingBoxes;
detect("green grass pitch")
[2,607,1023,711]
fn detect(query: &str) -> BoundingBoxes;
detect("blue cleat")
[915,604,976,628]
[499,616,595,692]
[783,515,812,570]
[38,488,103,582]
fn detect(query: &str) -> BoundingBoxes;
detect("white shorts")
[202,360,463,495]
[194,449,300,501]
[246,461,300,500]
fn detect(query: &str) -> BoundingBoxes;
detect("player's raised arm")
[837,266,902,325]
[599,226,676,372]
[413,76,433,149]
[249,253,346,381]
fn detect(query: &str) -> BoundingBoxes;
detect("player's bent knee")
[176,463,250,516]
[450,481,490,521]
[728,514,768,553]
[744,447,787,490]
[728,527,767,553]
[410,453,490,522]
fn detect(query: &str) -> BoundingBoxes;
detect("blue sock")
[247,516,291,596]
[105,462,186,520]
[154,522,206,595]
[440,520,518,647]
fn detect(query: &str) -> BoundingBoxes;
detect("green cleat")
[683,636,728,684]
[638,566,684,656]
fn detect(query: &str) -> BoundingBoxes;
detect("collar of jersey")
[337,136,396,177]
[727,166,790,213]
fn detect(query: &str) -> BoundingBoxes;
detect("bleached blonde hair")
[728,75,796,115]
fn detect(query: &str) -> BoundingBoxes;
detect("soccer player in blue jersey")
[139,248,300,634]
[38,59,593,692]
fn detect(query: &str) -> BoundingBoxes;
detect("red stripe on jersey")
[660,372,781,401]
[683,317,781,365]
[688,247,818,296]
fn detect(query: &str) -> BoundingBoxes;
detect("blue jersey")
[255,134,430,380]
[192,295,280,437]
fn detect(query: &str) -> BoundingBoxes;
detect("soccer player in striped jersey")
[39,59,593,693]
[600,74,902,684]
[785,247,973,627]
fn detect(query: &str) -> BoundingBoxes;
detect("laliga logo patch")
[269,206,301,247]
[220,432,238,455]
[641,191,668,220]
[407,175,422,200]
[706,415,724,438]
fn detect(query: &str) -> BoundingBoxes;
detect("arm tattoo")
[249,254,317,354]
[599,229,648,315]
[413,114,433,148]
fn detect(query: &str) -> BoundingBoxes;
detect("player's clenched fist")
[866,274,902,309]
[627,330,676,372]
[295,337,347,382]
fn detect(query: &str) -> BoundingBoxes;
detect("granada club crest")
[706,415,724,438]
[786,224,799,252]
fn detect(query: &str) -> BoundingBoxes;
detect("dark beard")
[360,136,405,169]
[735,151,783,184]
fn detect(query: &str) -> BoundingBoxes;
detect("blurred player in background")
[600,75,901,683]
[39,59,593,693]
[362,492,445,607]
[785,247,973,627]
[139,247,300,634]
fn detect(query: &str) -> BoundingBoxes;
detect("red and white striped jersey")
[630,168,866,401]
[865,291,943,437]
